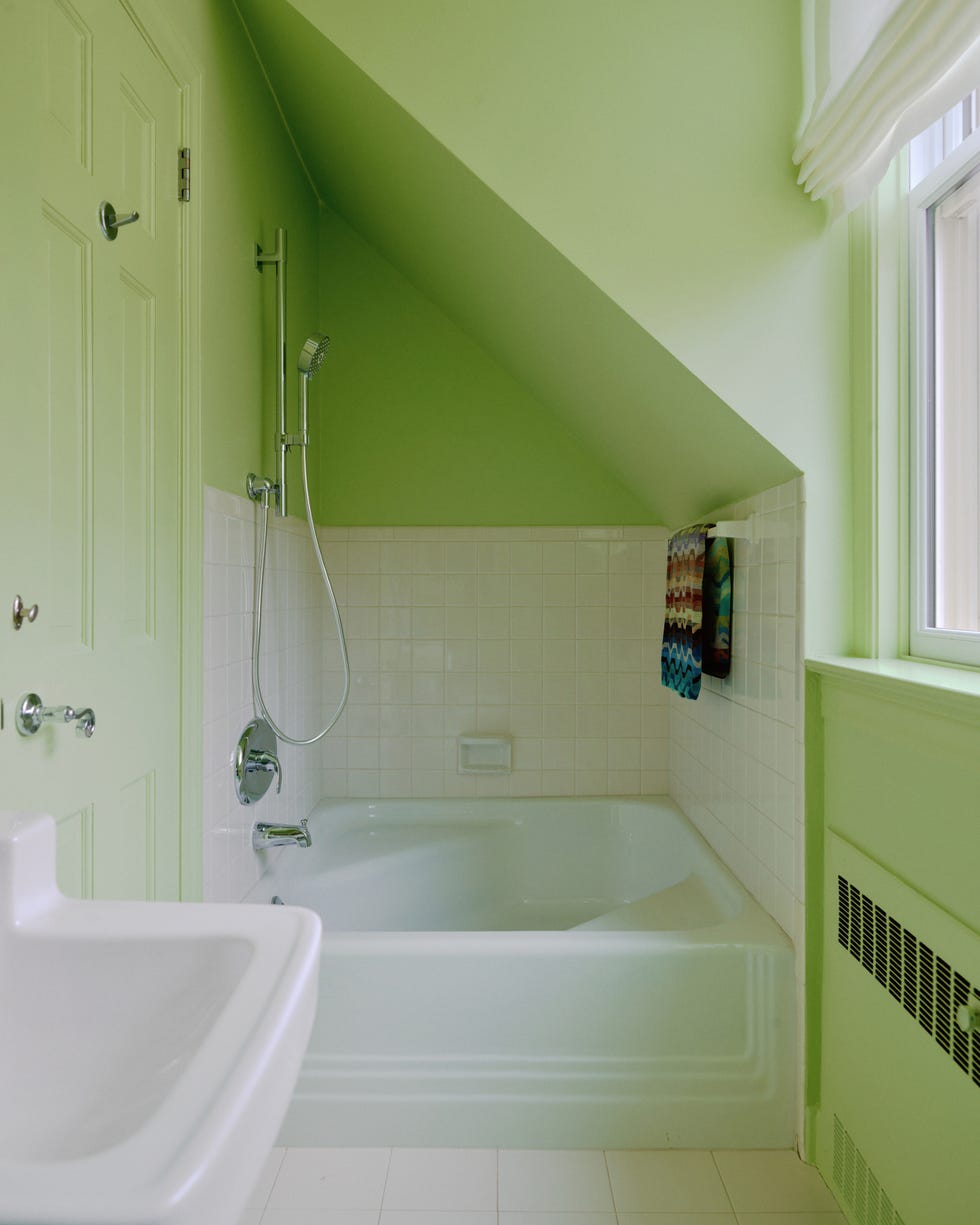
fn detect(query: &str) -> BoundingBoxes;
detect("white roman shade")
[795,0,980,213]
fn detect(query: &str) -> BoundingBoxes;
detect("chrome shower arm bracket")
[246,474,280,512]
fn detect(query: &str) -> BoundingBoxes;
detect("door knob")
[12,595,38,629]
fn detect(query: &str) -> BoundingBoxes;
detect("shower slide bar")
[255,228,289,517]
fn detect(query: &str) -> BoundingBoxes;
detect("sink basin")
[0,812,321,1225]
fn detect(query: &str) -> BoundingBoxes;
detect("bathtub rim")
[250,794,794,950]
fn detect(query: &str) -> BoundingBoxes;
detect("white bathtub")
[246,796,795,1148]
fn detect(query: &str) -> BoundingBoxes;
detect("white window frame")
[909,124,980,667]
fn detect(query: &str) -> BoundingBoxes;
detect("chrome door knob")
[12,595,39,629]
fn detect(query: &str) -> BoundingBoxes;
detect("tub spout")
[252,818,312,850]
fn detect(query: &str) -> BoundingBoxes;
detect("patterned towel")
[661,525,709,699]
[702,536,732,679]
[661,527,733,699]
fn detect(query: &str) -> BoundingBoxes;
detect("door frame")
[119,0,204,900]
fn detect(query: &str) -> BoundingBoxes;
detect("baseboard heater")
[832,1114,906,1225]
[837,874,980,1088]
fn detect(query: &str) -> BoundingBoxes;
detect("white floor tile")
[605,1151,732,1214]
[266,1148,391,1211]
[383,1149,497,1211]
[736,1215,847,1225]
[236,1213,262,1225]
[261,1213,380,1225]
[498,1150,614,1212]
[381,1214,496,1225]
[247,1147,285,1212]
[500,1213,617,1225]
[712,1151,840,1214]
[617,1215,736,1225]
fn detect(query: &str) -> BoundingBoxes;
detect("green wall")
[168,0,320,500]
[806,663,980,1220]
[314,207,656,524]
[237,0,801,530]
[283,0,852,652]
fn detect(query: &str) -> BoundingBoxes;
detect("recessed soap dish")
[457,735,512,774]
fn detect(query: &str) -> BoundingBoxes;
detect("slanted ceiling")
[235,0,802,527]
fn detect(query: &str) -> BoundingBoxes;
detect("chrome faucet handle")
[244,749,282,794]
[16,694,74,736]
[73,707,96,738]
[234,717,282,806]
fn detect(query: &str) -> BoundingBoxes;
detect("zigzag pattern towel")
[661,525,709,700]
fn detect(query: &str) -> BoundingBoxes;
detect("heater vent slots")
[832,1115,906,1225]
[837,875,980,1090]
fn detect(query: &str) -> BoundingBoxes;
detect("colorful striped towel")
[661,527,733,699]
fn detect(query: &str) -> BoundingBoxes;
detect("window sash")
[909,126,980,666]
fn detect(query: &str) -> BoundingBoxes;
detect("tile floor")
[239,1147,845,1225]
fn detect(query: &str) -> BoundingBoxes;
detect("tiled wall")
[203,486,333,902]
[314,523,670,801]
[668,477,805,946]
[204,479,804,928]
[203,485,671,899]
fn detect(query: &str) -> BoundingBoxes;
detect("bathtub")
[246,796,795,1148]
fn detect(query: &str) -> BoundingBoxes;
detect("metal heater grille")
[832,1115,906,1225]
[837,875,980,1089]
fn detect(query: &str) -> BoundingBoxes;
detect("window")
[909,90,980,665]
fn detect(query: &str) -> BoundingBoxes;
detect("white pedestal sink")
[0,812,321,1225]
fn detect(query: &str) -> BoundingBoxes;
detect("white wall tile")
[206,506,671,856]
[668,478,804,950]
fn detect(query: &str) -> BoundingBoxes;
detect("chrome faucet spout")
[252,818,311,851]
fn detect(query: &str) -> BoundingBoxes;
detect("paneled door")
[0,0,184,899]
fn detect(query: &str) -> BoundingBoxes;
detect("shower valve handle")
[245,749,282,794]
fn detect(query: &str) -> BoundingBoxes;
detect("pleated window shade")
[795,0,980,214]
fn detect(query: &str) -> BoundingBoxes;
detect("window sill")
[806,655,980,724]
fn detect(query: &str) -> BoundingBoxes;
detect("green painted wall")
[235,0,806,535]
[314,207,656,524]
[806,664,980,1220]
[168,0,320,500]
[279,0,852,653]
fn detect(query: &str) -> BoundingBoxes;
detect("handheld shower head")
[298,332,330,379]
[297,332,330,439]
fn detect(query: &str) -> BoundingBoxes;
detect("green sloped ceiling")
[235,0,807,527]
[315,206,655,523]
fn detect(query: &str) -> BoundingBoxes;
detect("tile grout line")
[377,1146,393,1224]
[710,1149,739,1220]
[256,1145,286,1220]
[601,1148,619,1222]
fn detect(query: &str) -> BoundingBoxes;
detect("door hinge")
[178,147,191,202]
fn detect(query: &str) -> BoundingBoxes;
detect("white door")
[0,0,184,900]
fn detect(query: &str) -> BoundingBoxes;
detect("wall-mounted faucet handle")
[234,717,282,806]
[244,749,282,794]
[73,708,96,738]
[16,694,78,736]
